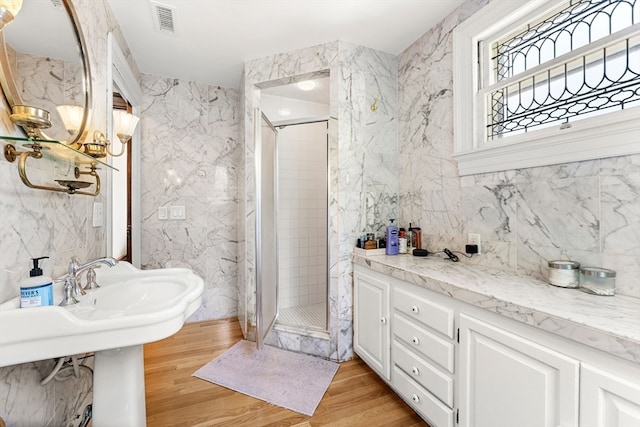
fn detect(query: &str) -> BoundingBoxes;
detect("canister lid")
[579,267,616,278]
[548,260,580,270]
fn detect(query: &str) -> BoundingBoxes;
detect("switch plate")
[92,202,103,228]
[158,206,168,220]
[170,205,186,220]
[467,233,481,254]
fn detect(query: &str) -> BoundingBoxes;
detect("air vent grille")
[151,2,176,34]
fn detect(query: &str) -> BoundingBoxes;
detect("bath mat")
[193,340,339,416]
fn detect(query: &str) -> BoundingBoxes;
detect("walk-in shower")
[274,120,328,332]
[255,76,330,340]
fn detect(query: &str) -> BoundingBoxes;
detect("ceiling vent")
[150,1,177,35]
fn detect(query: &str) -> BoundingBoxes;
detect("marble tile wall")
[0,0,139,424]
[241,41,397,361]
[139,76,240,321]
[397,0,640,299]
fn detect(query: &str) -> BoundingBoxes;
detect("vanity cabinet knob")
[380,317,387,324]
[412,337,420,345]
[412,367,420,376]
[412,394,420,403]
[411,305,419,314]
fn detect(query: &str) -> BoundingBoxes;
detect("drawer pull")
[411,337,420,345]
[412,394,420,403]
[380,317,387,324]
[411,305,419,314]
[412,366,420,376]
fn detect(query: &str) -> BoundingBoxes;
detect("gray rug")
[193,340,339,416]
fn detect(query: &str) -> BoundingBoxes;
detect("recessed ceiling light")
[297,80,316,91]
[278,108,291,116]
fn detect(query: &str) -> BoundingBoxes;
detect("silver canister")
[579,267,616,296]
[548,260,580,288]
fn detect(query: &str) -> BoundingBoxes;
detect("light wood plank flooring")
[144,318,429,427]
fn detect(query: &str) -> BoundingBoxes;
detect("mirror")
[0,0,91,145]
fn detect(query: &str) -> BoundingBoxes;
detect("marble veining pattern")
[0,0,135,425]
[241,41,397,361]
[354,253,640,363]
[397,0,640,298]
[140,75,240,322]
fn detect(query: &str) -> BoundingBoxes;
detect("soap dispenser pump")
[20,256,54,308]
[385,219,399,255]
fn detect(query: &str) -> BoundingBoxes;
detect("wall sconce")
[0,0,22,29]
[56,105,84,148]
[107,110,139,157]
[59,108,139,159]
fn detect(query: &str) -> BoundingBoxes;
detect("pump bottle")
[385,219,399,255]
[20,256,54,308]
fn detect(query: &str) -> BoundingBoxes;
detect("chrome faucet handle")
[59,277,79,306]
[84,266,100,290]
[70,275,86,299]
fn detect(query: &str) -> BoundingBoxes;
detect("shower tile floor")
[278,303,325,329]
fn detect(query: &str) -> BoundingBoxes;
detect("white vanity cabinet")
[352,262,640,427]
[580,364,640,427]
[458,314,580,427]
[392,282,456,427]
[353,266,391,380]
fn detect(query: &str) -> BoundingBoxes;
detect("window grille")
[487,0,640,140]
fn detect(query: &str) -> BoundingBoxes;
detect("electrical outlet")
[170,205,186,220]
[468,233,481,254]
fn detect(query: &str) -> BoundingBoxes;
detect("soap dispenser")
[20,256,54,308]
[385,219,399,255]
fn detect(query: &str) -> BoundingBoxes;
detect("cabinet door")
[581,364,640,427]
[459,314,579,427]
[354,269,390,380]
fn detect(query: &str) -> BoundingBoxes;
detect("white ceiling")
[106,0,465,89]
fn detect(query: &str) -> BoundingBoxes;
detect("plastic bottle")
[385,219,399,255]
[398,228,407,254]
[20,256,54,308]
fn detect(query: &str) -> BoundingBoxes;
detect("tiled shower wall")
[397,0,640,298]
[277,122,328,310]
[139,75,240,321]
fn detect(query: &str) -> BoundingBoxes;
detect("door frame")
[106,32,143,267]
[255,109,279,349]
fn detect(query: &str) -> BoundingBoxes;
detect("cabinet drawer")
[394,314,454,373]
[393,340,453,407]
[394,365,454,427]
[394,285,454,339]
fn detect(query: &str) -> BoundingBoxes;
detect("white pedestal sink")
[0,262,204,426]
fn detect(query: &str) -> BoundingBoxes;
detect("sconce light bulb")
[56,105,84,135]
[113,110,140,143]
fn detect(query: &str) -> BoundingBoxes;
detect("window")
[453,0,640,175]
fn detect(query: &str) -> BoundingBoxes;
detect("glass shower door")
[255,110,278,349]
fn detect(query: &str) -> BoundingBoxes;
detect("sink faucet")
[67,256,118,300]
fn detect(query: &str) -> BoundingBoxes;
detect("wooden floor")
[144,318,428,427]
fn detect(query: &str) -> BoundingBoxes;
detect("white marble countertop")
[352,253,640,363]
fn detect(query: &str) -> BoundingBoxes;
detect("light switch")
[92,202,103,228]
[170,205,186,220]
[158,206,168,220]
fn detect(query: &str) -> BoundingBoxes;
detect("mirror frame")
[0,0,92,146]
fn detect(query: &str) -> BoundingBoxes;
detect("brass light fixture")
[0,0,22,29]
[107,109,139,157]
[57,106,140,159]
